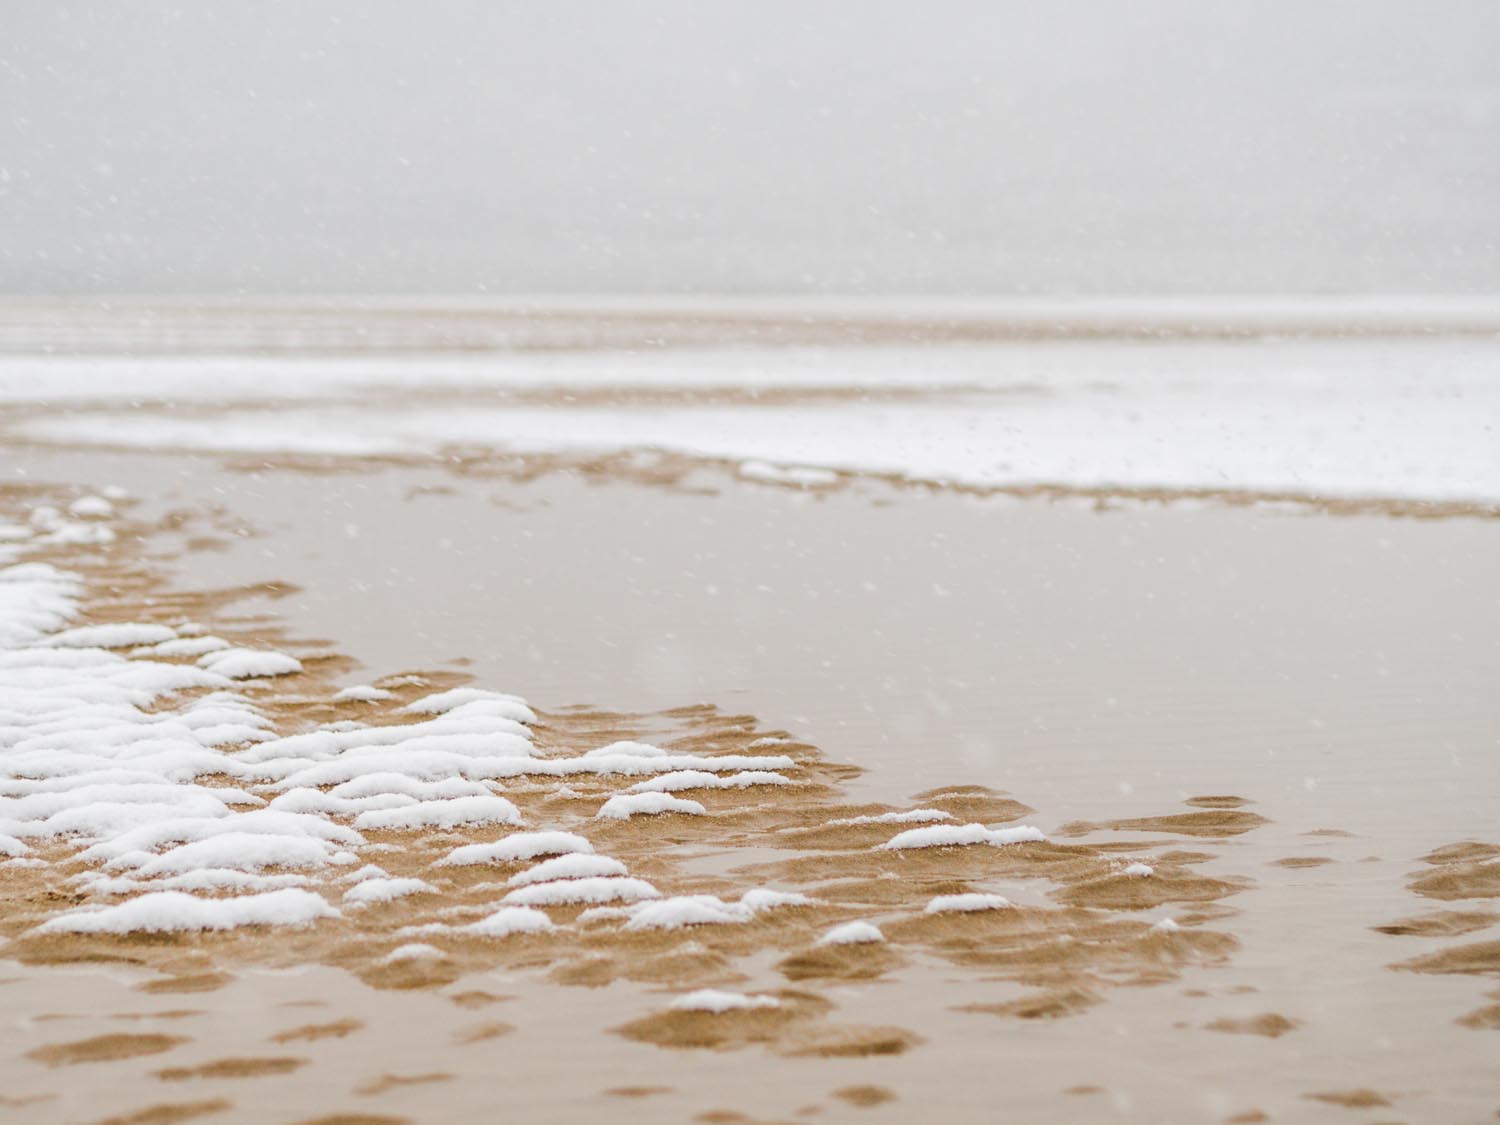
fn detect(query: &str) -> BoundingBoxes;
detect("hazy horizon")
[5,1,1499,297]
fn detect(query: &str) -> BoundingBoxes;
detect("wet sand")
[1,451,1498,1123]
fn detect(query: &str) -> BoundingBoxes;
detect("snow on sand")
[0,495,807,937]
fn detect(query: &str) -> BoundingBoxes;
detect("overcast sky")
[4,1,1498,296]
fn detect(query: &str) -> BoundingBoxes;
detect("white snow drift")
[0,494,812,942]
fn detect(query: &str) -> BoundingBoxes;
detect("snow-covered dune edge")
[4,333,1499,513]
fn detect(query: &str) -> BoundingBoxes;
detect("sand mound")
[270,1019,363,1043]
[1381,839,1500,1029]
[156,1057,307,1080]
[1303,1089,1391,1108]
[615,991,829,1050]
[1398,940,1500,976]
[28,1033,186,1067]
[1096,810,1270,837]
[833,1085,896,1107]
[959,985,1101,1020]
[94,1100,233,1125]
[1372,910,1495,937]
[1205,1013,1300,1038]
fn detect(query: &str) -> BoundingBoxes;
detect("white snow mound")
[198,647,302,679]
[506,853,627,886]
[464,906,556,937]
[669,989,782,1012]
[38,888,337,933]
[595,792,706,820]
[436,832,594,866]
[817,920,884,945]
[877,823,1045,850]
[342,877,435,905]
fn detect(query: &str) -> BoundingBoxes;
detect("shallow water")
[5,447,1500,1124]
[16,448,1497,843]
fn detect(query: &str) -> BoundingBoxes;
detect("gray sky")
[4,1,1499,296]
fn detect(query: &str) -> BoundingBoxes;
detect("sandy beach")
[1,308,1497,1124]
[10,1,1500,1117]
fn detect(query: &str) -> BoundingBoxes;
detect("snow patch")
[817,920,884,945]
[67,496,114,518]
[924,893,1012,914]
[625,769,790,793]
[436,832,594,866]
[198,647,302,679]
[827,808,953,827]
[877,823,1046,850]
[46,623,176,649]
[506,853,627,886]
[501,876,660,907]
[738,460,839,487]
[463,906,556,937]
[595,792,706,820]
[334,684,394,702]
[669,989,781,1012]
[38,888,337,933]
[383,942,445,962]
[594,889,812,931]
[342,877,435,905]
[352,794,522,831]
[401,687,535,723]
[136,635,231,658]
